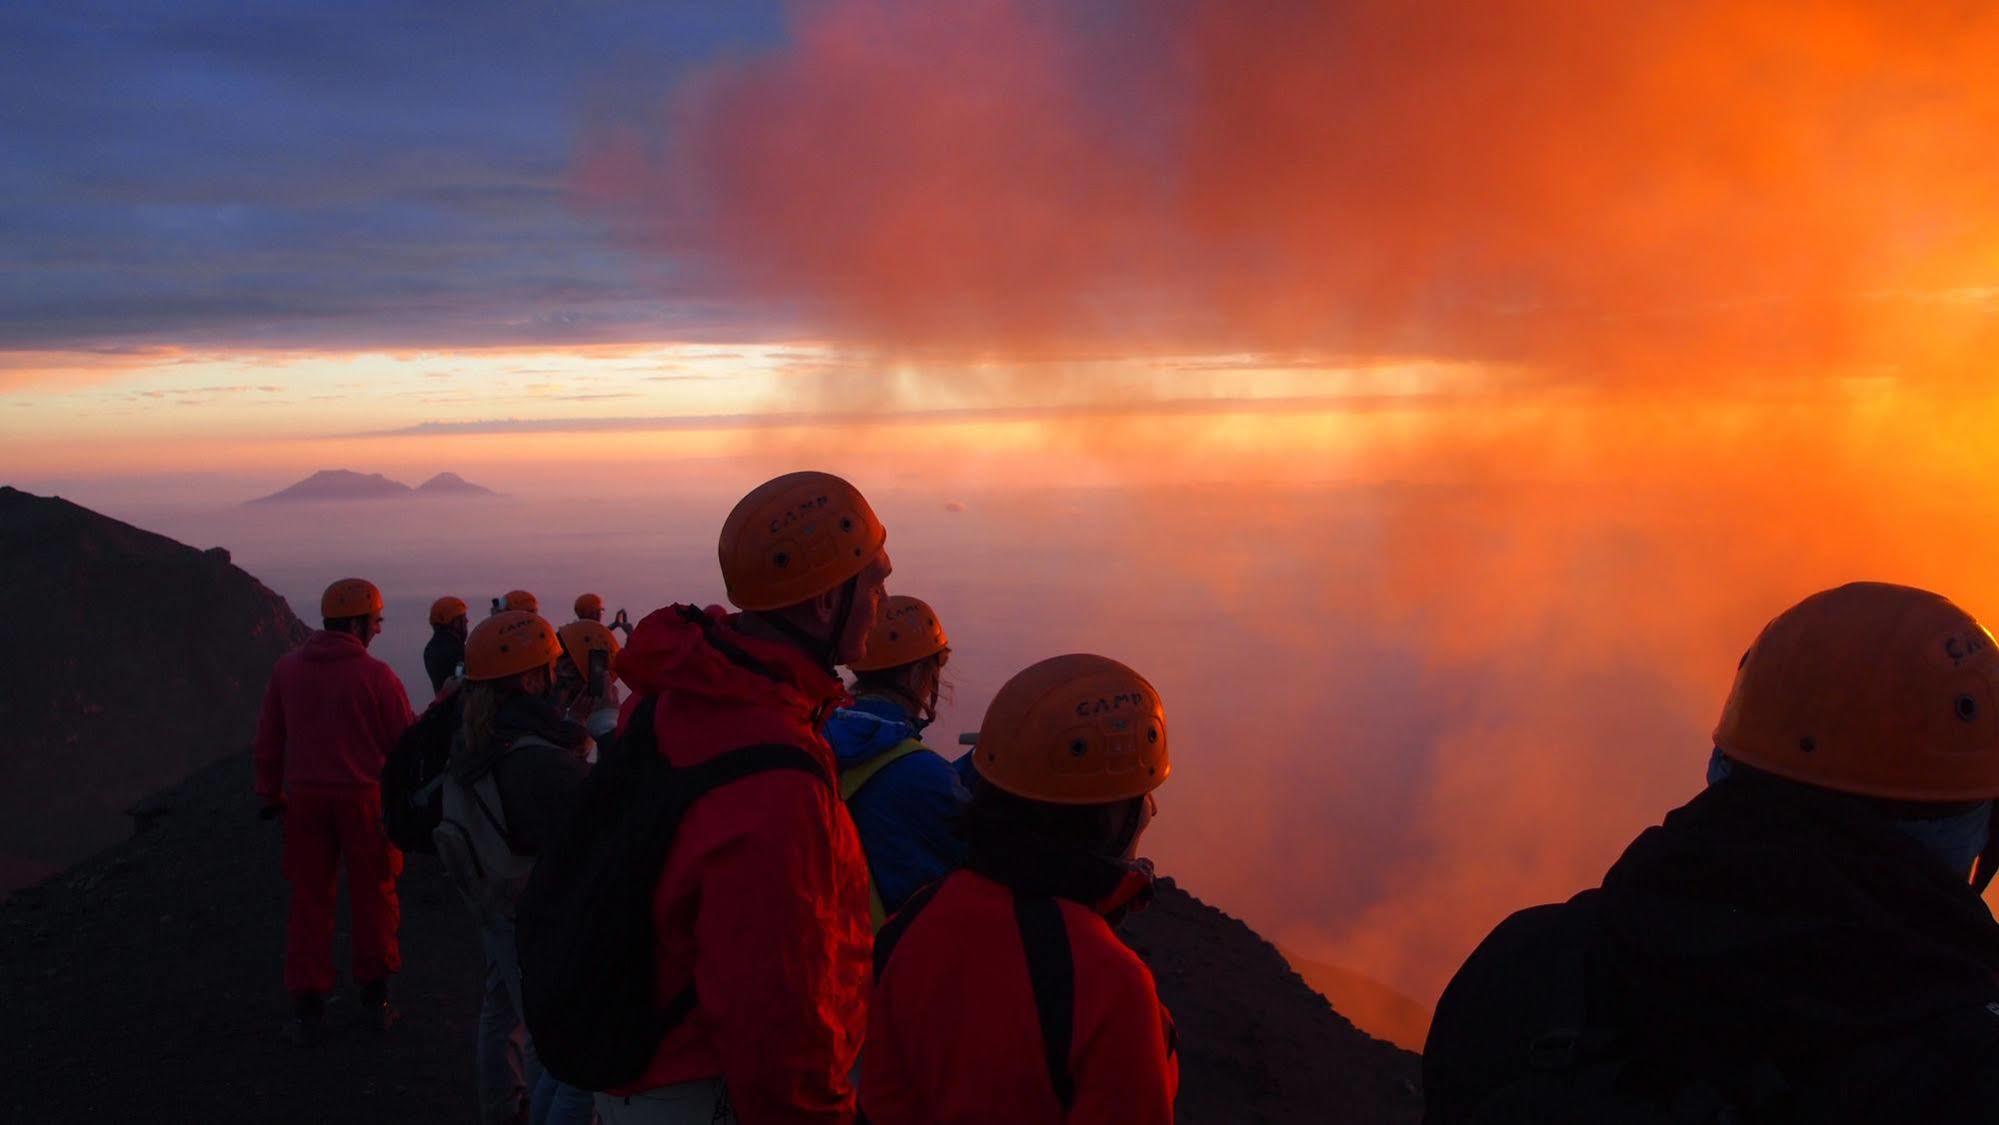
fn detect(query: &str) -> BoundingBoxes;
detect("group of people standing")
[251,470,1177,1124]
[251,470,1999,1124]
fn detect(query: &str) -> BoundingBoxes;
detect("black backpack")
[1424,894,1778,1125]
[515,694,828,1091]
[380,691,460,854]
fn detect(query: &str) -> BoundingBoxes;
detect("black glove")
[258,801,286,821]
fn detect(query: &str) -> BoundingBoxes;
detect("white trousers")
[595,1079,735,1125]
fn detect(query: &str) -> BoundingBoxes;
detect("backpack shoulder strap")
[873,876,947,977]
[630,733,830,1043]
[679,742,830,798]
[839,737,928,801]
[1014,893,1077,1111]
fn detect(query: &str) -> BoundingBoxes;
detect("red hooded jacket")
[609,605,871,1124]
[254,630,415,802]
[861,868,1179,1125]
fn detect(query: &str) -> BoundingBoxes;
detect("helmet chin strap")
[760,575,858,675]
[1971,800,1999,895]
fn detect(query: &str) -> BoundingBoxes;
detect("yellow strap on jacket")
[838,737,928,930]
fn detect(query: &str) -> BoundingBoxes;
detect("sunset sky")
[11,0,1999,488]
[9,1,1999,1013]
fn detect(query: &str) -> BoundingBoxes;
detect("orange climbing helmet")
[503,589,539,614]
[974,653,1170,805]
[1714,582,1999,802]
[428,596,469,627]
[848,595,948,672]
[465,611,562,682]
[321,578,383,620]
[557,619,620,678]
[574,593,605,619]
[719,471,887,611]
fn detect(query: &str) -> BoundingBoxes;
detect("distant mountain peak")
[248,469,495,504]
[414,472,497,496]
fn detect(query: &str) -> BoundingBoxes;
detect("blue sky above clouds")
[0,1,786,351]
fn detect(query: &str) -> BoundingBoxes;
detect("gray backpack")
[434,735,557,921]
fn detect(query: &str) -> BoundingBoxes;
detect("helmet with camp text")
[465,611,562,683]
[1714,582,1999,802]
[974,653,1170,805]
[848,595,948,672]
[719,471,887,611]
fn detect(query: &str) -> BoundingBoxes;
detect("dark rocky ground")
[0,751,1422,1124]
[0,485,309,891]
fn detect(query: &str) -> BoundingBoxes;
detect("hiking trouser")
[531,1070,596,1125]
[281,786,403,996]
[595,1079,735,1125]
[479,914,542,1125]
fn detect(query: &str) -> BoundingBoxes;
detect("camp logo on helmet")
[496,617,543,646]
[1075,692,1150,718]
[1944,629,1994,668]
[765,494,832,535]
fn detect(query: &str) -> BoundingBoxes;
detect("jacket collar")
[614,603,849,726]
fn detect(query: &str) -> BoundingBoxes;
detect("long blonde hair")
[460,679,505,757]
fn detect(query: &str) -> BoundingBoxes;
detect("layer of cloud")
[586,0,1999,385]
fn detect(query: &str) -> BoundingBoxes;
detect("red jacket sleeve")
[252,666,287,802]
[1070,955,1179,1125]
[692,775,866,1125]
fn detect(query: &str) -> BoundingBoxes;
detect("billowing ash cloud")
[584,0,1999,383]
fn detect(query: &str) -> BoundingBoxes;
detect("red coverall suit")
[254,629,415,997]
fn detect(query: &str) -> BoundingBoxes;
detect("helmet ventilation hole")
[1799,736,1816,753]
[1069,739,1088,757]
[1958,694,1979,722]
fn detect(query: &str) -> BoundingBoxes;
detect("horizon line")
[349,391,1444,439]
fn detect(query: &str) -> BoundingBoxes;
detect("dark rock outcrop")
[0,486,310,892]
[1128,882,1423,1123]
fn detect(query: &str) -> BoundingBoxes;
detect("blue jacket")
[824,695,970,916]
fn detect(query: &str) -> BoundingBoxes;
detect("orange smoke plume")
[583,0,1999,384]
[575,0,1999,1020]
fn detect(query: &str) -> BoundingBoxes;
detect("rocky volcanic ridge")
[248,469,497,504]
[0,490,1422,1121]
[0,486,310,893]
[0,751,1421,1123]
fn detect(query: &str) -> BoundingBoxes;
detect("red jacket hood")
[300,629,371,662]
[614,604,848,726]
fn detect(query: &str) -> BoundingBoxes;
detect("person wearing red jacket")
[597,470,892,1125]
[863,653,1179,1125]
[254,577,416,1045]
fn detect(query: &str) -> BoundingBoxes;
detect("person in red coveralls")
[254,577,416,1045]
[599,470,891,1125]
[863,653,1179,1125]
